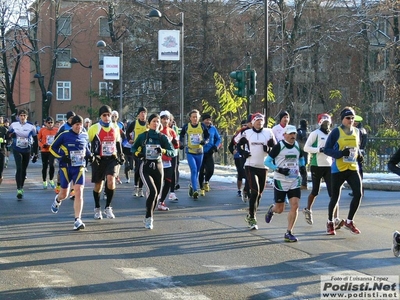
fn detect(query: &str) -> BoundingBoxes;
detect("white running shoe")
[51,195,61,213]
[94,207,103,220]
[138,188,144,197]
[168,192,178,202]
[104,207,115,219]
[158,202,170,211]
[133,186,139,197]
[73,218,85,230]
[144,217,153,229]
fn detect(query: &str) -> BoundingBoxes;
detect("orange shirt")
[38,127,59,152]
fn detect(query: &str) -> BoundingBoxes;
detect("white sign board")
[103,56,120,80]
[158,30,180,61]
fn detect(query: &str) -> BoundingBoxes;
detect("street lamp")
[149,9,185,127]
[70,58,93,114]
[97,40,123,118]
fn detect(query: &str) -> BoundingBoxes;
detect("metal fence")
[210,135,399,173]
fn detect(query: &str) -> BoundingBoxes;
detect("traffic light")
[230,70,246,97]
[249,69,257,95]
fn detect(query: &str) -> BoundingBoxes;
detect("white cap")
[160,110,171,118]
[111,110,119,117]
[285,125,297,134]
[84,118,91,123]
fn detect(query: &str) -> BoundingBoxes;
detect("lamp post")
[97,40,123,118]
[149,9,184,127]
[264,0,269,118]
[70,58,93,114]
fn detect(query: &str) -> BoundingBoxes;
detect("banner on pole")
[103,56,120,80]
[158,30,180,61]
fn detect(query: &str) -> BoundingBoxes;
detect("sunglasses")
[47,122,53,124]
[102,113,111,117]
[345,116,354,120]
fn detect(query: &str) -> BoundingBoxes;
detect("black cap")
[45,117,54,123]
[66,111,76,119]
[247,114,253,123]
[137,107,147,116]
[70,115,83,126]
[98,105,112,117]
[147,113,159,124]
[279,110,289,121]
[201,113,212,121]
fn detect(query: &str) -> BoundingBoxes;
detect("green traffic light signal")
[230,70,246,97]
[249,69,257,95]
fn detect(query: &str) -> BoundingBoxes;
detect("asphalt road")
[1,157,400,300]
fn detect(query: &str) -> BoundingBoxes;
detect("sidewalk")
[179,161,400,191]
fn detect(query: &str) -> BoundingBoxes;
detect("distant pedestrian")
[38,116,58,189]
[302,113,343,229]
[7,109,39,199]
[50,115,92,230]
[198,113,221,196]
[272,110,290,142]
[179,109,210,200]
[297,119,309,190]
[324,107,363,235]
[131,113,175,229]
[388,149,400,257]
[236,113,276,230]
[264,125,306,242]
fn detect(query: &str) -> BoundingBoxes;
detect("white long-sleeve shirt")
[304,128,332,167]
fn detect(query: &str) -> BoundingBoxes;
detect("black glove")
[118,154,125,165]
[155,147,162,154]
[342,148,351,157]
[136,152,144,159]
[242,151,251,159]
[263,145,270,153]
[299,166,307,175]
[171,138,178,146]
[211,145,218,153]
[61,156,71,164]
[179,145,184,150]
[267,138,275,148]
[357,154,364,164]
[32,155,38,163]
[277,167,290,176]
[319,147,324,153]
[200,140,205,145]
[238,137,248,146]
[86,154,95,163]
[42,144,49,149]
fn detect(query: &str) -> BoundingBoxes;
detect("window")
[99,18,110,37]
[56,114,67,121]
[58,15,71,36]
[57,81,71,100]
[99,81,112,95]
[56,49,71,68]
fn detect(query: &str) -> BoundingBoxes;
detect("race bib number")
[101,141,116,156]
[343,147,357,163]
[46,135,55,145]
[190,134,201,145]
[16,137,29,148]
[70,150,85,167]
[283,160,298,179]
[162,160,172,168]
[146,144,161,160]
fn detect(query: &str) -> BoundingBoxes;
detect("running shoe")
[168,192,178,202]
[49,180,56,189]
[125,178,130,183]
[344,220,361,234]
[265,204,275,223]
[94,207,103,220]
[51,195,61,213]
[175,184,180,190]
[69,189,75,200]
[237,190,242,198]
[326,221,336,235]
[392,231,400,257]
[138,188,144,197]
[303,208,313,225]
[16,189,23,200]
[204,182,210,192]
[188,184,194,197]
[43,181,48,189]
[334,218,345,230]
[284,231,298,242]
[73,218,85,230]
[245,215,258,230]
[144,217,153,229]
[158,202,170,211]
[104,207,115,219]
[193,190,199,200]
[200,189,205,197]
[116,177,122,184]
[133,186,139,197]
